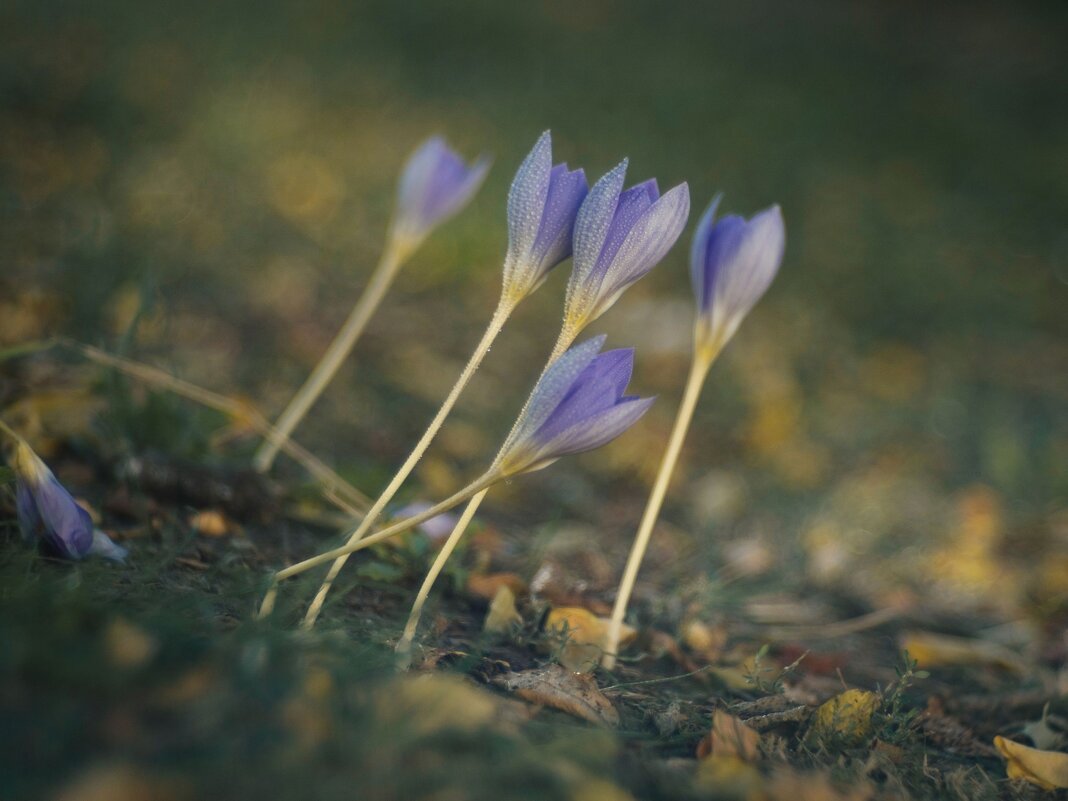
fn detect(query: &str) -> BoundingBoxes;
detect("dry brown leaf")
[467,572,527,601]
[493,665,620,727]
[697,709,762,761]
[901,630,1029,674]
[483,585,523,634]
[994,735,1068,790]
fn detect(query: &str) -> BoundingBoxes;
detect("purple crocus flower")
[391,136,491,251]
[502,131,588,299]
[690,197,785,352]
[14,441,127,562]
[563,161,690,331]
[497,335,654,475]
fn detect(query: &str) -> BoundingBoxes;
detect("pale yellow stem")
[253,239,409,473]
[602,347,714,669]
[390,323,581,645]
[394,487,487,669]
[301,294,518,628]
[257,470,499,618]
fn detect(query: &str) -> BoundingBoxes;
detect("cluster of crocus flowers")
[1,421,127,563]
[252,136,490,473]
[413,163,691,658]
[263,139,691,640]
[601,198,785,668]
[278,131,589,625]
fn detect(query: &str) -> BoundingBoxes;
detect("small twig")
[761,606,903,641]
[742,706,812,732]
[600,664,716,692]
[55,338,370,513]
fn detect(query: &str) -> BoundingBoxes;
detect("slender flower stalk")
[602,198,785,669]
[253,137,491,473]
[392,163,691,663]
[394,336,654,667]
[273,132,587,626]
[261,336,653,635]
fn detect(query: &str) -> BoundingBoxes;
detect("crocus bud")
[502,131,588,300]
[497,335,654,475]
[564,161,690,332]
[14,441,127,562]
[690,197,785,356]
[391,136,491,253]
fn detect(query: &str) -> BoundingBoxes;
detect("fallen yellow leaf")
[901,631,1028,674]
[103,618,158,669]
[810,689,880,746]
[545,607,635,674]
[484,585,523,633]
[994,735,1068,790]
[189,510,231,537]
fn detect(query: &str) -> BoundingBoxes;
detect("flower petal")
[587,180,658,288]
[35,473,94,559]
[89,529,128,563]
[705,204,785,346]
[528,396,655,470]
[569,160,628,296]
[505,131,554,275]
[506,335,607,449]
[591,182,691,320]
[535,349,635,444]
[394,136,489,244]
[689,195,722,314]
[528,165,588,281]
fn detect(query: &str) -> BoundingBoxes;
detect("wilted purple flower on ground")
[502,131,588,299]
[14,442,127,562]
[497,335,654,475]
[563,162,690,332]
[690,197,785,354]
[391,136,491,251]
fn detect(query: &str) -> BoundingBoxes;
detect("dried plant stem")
[301,295,518,628]
[0,417,21,444]
[258,470,499,618]
[602,347,714,669]
[394,489,484,670]
[392,323,579,662]
[253,240,407,473]
[59,339,370,512]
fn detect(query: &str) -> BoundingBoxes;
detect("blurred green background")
[2,0,1066,616]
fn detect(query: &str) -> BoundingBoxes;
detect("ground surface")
[1,1,1066,799]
